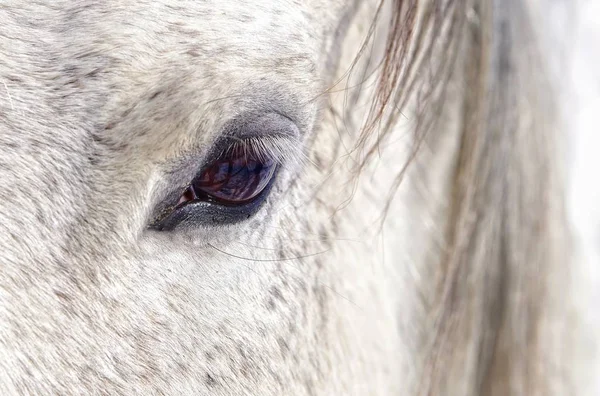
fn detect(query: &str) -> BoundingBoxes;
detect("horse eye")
[150,145,279,231]
[178,149,276,207]
[150,112,300,231]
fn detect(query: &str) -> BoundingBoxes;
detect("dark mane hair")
[360,0,571,394]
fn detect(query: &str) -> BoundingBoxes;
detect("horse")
[0,0,598,394]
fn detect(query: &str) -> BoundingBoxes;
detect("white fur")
[0,0,598,395]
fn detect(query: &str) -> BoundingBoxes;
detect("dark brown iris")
[178,149,276,206]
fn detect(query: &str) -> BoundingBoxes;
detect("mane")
[358,0,571,394]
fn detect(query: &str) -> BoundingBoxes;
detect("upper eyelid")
[221,134,303,166]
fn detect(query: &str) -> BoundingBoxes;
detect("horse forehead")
[2,2,324,106]
[3,1,345,68]
[0,0,350,160]
[0,0,348,217]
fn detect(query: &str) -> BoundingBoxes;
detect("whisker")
[230,241,280,251]
[210,243,364,310]
[207,243,331,263]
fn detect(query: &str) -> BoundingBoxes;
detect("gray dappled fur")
[0,0,597,395]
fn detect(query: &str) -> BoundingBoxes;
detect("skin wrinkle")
[0,0,596,395]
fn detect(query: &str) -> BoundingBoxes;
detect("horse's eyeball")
[150,112,299,231]
[178,148,276,207]
[149,143,280,231]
